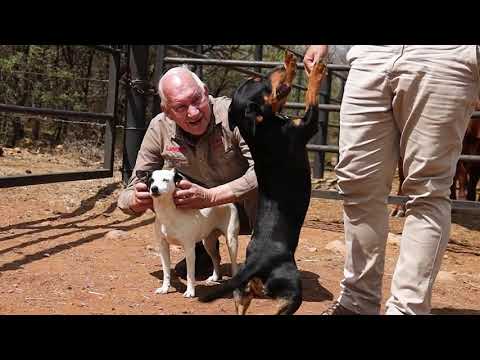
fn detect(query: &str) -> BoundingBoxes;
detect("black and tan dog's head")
[228,50,326,151]
[228,51,297,138]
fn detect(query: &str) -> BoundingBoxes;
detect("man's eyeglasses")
[170,92,207,116]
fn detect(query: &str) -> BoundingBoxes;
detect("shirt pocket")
[163,150,191,171]
[210,143,245,182]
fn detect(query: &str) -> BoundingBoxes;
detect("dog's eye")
[162,179,169,183]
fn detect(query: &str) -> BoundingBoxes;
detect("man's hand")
[130,182,153,213]
[173,179,216,209]
[303,45,329,76]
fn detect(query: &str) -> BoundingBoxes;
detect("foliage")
[0,44,348,162]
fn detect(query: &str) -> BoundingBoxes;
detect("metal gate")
[0,45,121,188]
[153,45,480,214]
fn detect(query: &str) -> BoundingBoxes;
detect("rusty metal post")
[195,45,203,79]
[311,71,332,179]
[122,45,150,184]
[103,48,120,173]
[151,45,166,117]
[254,45,263,74]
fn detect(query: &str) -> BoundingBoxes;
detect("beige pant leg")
[335,46,403,314]
[336,45,479,315]
[385,45,480,315]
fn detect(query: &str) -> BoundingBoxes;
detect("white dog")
[142,169,239,298]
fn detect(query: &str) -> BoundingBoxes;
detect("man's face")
[163,80,211,136]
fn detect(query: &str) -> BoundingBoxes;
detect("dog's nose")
[151,185,159,194]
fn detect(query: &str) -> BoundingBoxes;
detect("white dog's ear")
[136,170,153,184]
[173,169,183,185]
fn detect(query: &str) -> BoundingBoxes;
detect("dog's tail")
[198,258,262,303]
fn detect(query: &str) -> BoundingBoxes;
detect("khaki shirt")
[117,96,258,230]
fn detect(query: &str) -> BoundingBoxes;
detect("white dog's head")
[136,169,182,198]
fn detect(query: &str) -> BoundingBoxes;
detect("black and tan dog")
[198,52,326,315]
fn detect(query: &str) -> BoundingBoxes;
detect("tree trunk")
[10,45,33,147]
[31,118,40,140]
[83,49,94,105]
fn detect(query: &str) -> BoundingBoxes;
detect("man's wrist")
[209,185,236,206]
[128,192,144,214]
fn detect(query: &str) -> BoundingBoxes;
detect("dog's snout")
[151,185,159,194]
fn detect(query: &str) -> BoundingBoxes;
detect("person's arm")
[303,45,329,75]
[173,179,236,209]
[224,126,257,199]
[117,122,165,215]
[174,126,257,209]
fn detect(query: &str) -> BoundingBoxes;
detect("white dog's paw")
[183,288,195,298]
[155,285,170,294]
[206,274,221,284]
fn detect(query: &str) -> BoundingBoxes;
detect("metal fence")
[158,45,480,213]
[0,45,121,188]
[1,44,479,214]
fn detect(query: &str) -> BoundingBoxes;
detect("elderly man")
[117,66,258,278]
[304,45,479,315]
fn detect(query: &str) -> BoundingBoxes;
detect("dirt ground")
[1,146,480,315]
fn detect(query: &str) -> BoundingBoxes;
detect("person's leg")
[333,46,402,315]
[385,45,479,314]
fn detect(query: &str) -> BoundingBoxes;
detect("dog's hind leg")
[183,244,196,297]
[203,232,222,284]
[234,289,254,315]
[155,236,171,295]
[275,295,302,315]
[226,234,239,278]
[225,207,240,277]
[267,265,303,315]
[234,278,263,315]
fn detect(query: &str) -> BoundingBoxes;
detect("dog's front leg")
[155,236,171,294]
[183,244,196,298]
[305,60,326,110]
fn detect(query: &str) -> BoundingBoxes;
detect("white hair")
[158,66,206,105]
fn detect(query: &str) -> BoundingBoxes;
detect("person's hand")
[173,179,215,209]
[303,45,328,76]
[130,182,153,213]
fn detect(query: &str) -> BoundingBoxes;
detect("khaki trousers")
[335,45,479,314]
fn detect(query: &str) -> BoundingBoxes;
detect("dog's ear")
[244,101,263,136]
[136,170,152,183]
[173,169,183,185]
[228,104,238,131]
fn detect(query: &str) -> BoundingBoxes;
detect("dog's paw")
[154,285,170,295]
[183,288,195,298]
[284,51,297,83]
[206,274,221,284]
[305,60,327,107]
[309,61,327,89]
